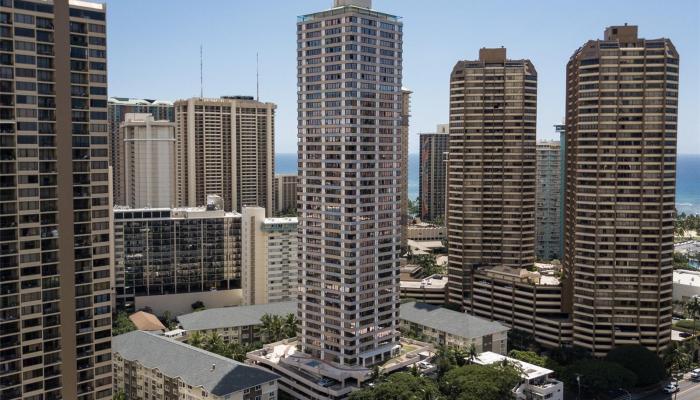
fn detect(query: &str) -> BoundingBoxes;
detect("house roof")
[399,302,508,339]
[128,311,166,332]
[178,301,297,331]
[112,331,278,396]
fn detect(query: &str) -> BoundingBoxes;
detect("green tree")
[506,329,538,352]
[112,312,136,335]
[260,313,284,343]
[605,345,666,387]
[187,331,205,348]
[282,313,299,338]
[349,372,442,400]
[560,360,637,398]
[112,389,126,400]
[663,341,692,376]
[191,300,205,311]
[466,344,478,364]
[685,297,700,336]
[507,350,560,372]
[415,254,443,277]
[439,363,521,400]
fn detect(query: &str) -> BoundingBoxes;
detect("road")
[637,377,700,400]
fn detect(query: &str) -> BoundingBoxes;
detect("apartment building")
[121,113,176,208]
[273,173,297,216]
[113,331,279,400]
[177,301,298,345]
[563,25,678,355]
[112,196,242,315]
[535,140,561,261]
[175,96,275,214]
[446,47,537,308]
[399,302,509,354]
[0,1,112,399]
[400,88,411,249]
[418,124,448,222]
[296,0,403,368]
[108,97,174,206]
[241,207,298,305]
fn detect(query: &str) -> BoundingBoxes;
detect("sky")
[105,0,700,154]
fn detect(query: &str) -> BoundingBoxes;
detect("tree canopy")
[439,363,522,400]
[349,372,442,400]
[112,312,136,336]
[560,360,637,398]
[605,345,665,387]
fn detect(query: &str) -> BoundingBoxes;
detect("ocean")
[276,153,700,215]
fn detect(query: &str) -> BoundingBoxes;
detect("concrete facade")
[273,173,298,216]
[121,113,176,208]
[418,125,449,223]
[535,140,562,261]
[174,96,275,214]
[241,207,299,305]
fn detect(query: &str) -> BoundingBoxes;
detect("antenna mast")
[200,45,203,98]
[256,52,259,101]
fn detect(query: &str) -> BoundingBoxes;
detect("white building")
[121,113,176,208]
[473,351,564,400]
[673,270,700,303]
[241,207,298,305]
[113,331,279,400]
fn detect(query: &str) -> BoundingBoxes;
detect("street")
[637,376,700,400]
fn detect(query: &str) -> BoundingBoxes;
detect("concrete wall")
[135,289,243,316]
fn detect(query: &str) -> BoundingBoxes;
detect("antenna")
[200,45,203,98]
[256,52,260,101]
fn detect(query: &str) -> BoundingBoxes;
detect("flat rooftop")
[474,351,553,380]
[674,270,700,288]
[400,275,448,290]
[400,302,508,339]
[178,301,297,331]
[675,240,700,255]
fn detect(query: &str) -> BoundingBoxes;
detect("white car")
[662,383,679,394]
[691,368,700,381]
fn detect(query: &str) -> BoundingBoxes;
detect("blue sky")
[105,0,700,154]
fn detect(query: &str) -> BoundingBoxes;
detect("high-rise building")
[273,173,297,216]
[399,88,411,249]
[108,97,174,206]
[112,196,242,315]
[296,0,403,368]
[563,25,678,355]
[418,124,448,222]
[535,140,561,261]
[241,207,298,305]
[174,96,275,214]
[446,48,537,308]
[121,113,176,208]
[0,1,112,399]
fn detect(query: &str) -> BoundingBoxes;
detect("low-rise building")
[473,351,564,400]
[400,275,448,305]
[177,301,297,345]
[241,207,299,305]
[113,331,279,400]
[406,222,446,241]
[673,270,700,303]
[128,311,166,333]
[399,302,508,354]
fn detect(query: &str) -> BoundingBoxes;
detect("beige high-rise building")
[273,173,298,216]
[121,113,176,208]
[175,96,275,213]
[241,207,298,305]
[419,124,449,223]
[108,98,174,206]
[400,88,411,249]
[563,25,678,356]
[0,1,113,399]
[446,48,537,308]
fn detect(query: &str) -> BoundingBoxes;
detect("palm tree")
[205,332,226,355]
[187,331,204,348]
[685,297,700,336]
[260,314,284,343]
[467,343,478,363]
[283,313,299,339]
[663,342,692,376]
[228,342,248,362]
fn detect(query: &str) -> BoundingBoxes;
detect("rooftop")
[178,301,297,331]
[399,302,508,339]
[474,351,553,380]
[674,270,700,288]
[675,240,700,255]
[109,97,173,106]
[113,331,278,396]
[128,311,166,332]
[400,275,448,290]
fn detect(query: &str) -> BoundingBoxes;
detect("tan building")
[400,275,448,305]
[563,25,678,355]
[121,113,176,208]
[399,302,509,354]
[273,173,297,216]
[177,301,298,345]
[175,96,275,213]
[108,98,174,206]
[447,48,537,308]
[113,331,279,400]
[535,140,562,261]
[0,1,113,399]
[407,222,447,241]
[241,207,298,305]
[419,124,449,223]
[400,88,412,249]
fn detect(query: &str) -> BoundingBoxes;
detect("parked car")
[662,383,679,394]
[691,368,700,381]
